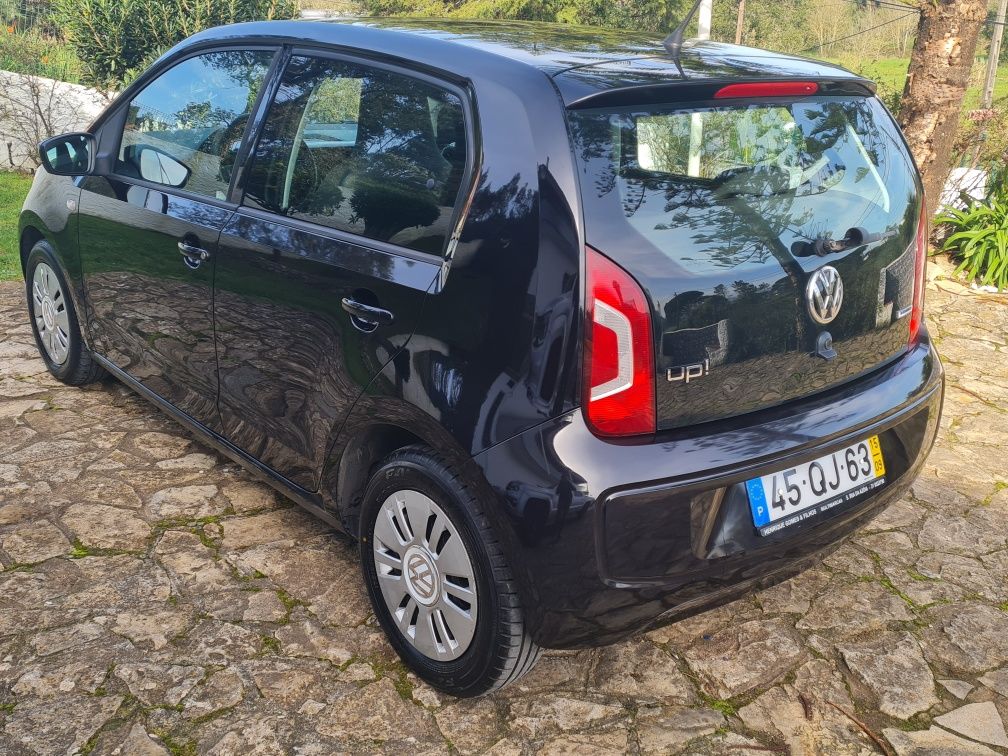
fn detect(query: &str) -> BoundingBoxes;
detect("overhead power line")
[822,0,1008,26]
[801,11,919,52]
[844,0,921,12]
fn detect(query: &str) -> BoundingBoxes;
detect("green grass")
[824,56,1008,117]
[0,171,32,281]
[827,56,909,90]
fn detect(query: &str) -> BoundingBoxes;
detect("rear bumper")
[474,332,944,649]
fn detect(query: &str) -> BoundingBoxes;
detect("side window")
[116,50,275,200]
[243,55,469,255]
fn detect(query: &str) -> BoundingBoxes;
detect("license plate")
[746,436,886,536]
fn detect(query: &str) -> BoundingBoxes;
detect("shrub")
[937,198,1008,291]
[53,0,297,89]
[0,27,83,82]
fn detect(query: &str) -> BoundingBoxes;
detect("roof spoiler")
[565,77,877,110]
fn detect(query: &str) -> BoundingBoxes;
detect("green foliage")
[53,0,298,89]
[0,0,61,36]
[0,28,83,82]
[710,0,810,54]
[937,198,1008,291]
[353,0,913,58]
[0,170,33,282]
[356,0,692,32]
[555,0,686,32]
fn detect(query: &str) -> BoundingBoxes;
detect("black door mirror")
[38,133,95,176]
[136,146,191,189]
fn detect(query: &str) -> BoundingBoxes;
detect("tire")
[359,445,541,697]
[24,241,105,386]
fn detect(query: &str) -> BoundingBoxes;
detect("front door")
[214,53,471,489]
[78,48,276,427]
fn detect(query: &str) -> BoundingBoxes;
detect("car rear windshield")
[568,96,917,275]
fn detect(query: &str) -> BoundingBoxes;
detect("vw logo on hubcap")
[403,545,439,606]
[806,265,844,325]
[41,298,56,330]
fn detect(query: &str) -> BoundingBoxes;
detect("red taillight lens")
[909,195,928,344]
[714,81,818,99]
[583,246,655,437]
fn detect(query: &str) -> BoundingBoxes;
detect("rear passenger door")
[214,52,471,490]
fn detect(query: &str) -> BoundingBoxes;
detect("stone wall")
[0,70,107,171]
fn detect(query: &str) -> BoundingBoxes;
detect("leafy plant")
[937,198,1008,291]
[0,27,83,82]
[53,0,297,90]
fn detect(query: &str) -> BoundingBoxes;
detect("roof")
[183,17,871,105]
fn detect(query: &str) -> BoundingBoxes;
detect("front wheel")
[359,446,541,697]
[25,240,105,385]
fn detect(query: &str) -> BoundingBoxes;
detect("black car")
[20,18,943,697]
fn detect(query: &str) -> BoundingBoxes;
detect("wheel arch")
[321,404,489,540]
[19,223,45,276]
[324,421,426,538]
[19,221,92,348]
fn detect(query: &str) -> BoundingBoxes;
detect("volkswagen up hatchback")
[21,18,944,696]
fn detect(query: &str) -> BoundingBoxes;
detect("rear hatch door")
[568,86,922,430]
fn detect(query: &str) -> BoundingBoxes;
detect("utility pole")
[698,0,713,40]
[688,0,713,177]
[982,0,1008,110]
[735,0,746,44]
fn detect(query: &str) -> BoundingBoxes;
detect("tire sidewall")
[360,458,500,696]
[24,242,85,381]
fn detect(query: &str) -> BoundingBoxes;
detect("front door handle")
[341,297,394,332]
[178,240,209,268]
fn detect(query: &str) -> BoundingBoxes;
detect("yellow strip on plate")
[868,435,886,476]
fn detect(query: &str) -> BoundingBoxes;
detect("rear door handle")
[178,240,209,267]
[341,297,394,331]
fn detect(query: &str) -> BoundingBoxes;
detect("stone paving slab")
[0,258,1006,755]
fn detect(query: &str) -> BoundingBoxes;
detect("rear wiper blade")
[792,227,896,257]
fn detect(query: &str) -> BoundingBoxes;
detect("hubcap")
[31,263,70,365]
[372,490,478,661]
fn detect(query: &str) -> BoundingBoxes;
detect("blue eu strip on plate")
[746,478,770,527]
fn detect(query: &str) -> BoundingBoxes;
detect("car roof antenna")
[663,0,705,78]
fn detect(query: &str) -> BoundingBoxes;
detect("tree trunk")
[899,0,987,213]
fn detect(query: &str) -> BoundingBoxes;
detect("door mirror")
[137,146,191,188]
[38,133,95,176]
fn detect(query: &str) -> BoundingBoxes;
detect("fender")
[18,172,90,343]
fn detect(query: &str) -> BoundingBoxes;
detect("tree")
[55,0,298,90]
[899,0,988,213]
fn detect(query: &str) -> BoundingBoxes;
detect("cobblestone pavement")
[1,259,1007,755]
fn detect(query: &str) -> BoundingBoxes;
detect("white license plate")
[746,436,886,536]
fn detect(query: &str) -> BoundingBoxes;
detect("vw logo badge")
[806,265,844,325]
[407,552,437,602]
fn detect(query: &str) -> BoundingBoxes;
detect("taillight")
[583,246,655,437]
[714,81,818,99]
[909,195,928,344]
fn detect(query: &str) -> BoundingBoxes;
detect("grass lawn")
[0,171,33,282]
[824,56,1008,114]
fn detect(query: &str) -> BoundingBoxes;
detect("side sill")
[93,355,345,533]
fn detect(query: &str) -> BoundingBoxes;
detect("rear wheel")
[359,446,540,697]
[25,241,105,385]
